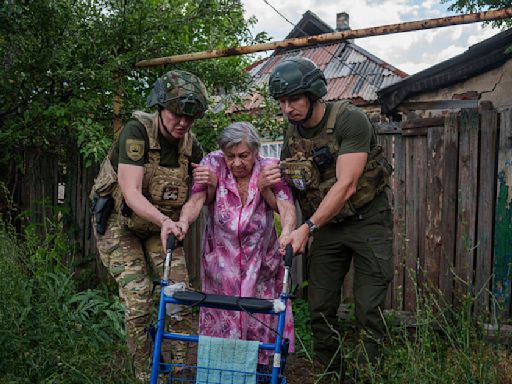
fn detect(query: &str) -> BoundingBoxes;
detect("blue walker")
[149,235,293,384]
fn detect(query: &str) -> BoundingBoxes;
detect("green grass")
[0,220,137,384]
[2,212,510,383]
[292,286,511,384]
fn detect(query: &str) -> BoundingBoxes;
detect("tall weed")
[0,221,136,383]
[292,281,511,383]
[350,285,511,383]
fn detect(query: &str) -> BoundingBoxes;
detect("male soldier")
[268,57,393,381]
[90,70,208,381]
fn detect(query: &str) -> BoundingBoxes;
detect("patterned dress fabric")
[191,151,295,362]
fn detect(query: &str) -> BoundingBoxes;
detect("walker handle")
[284,244,293,268]
[166,233,177,252]
[163,233,177,281]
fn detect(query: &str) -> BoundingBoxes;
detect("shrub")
[0,222,137,383]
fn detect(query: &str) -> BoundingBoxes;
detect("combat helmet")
[147,70,208,118]
[268,57,327,100]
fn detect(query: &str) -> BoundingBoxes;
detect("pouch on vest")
[91,156,118,198]
[118,195,164,235]
[92,195,115,235]
[280,160,320,192]
[312,145,335,171]
[318,178,358,221]
[148,172,188,208]
[120,213,160,235]
[351,145,393,209]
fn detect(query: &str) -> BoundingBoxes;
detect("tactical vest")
[280,101,393,222]
[90,112,192,235]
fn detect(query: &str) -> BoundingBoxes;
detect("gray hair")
[217,122,261,152]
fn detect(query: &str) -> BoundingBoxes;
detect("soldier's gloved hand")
[257,163,281,192]
[192,163,217,189]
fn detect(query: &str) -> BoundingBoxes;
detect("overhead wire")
[261,0,386,91]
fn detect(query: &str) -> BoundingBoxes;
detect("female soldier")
[90,70,208,380]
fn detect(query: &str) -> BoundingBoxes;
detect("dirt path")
[283,354,315,384]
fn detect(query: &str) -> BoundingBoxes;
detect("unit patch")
[126,139,145,161]
[162,185,179,201]
[290,174,307,191]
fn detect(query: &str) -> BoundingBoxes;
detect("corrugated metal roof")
[237,13,408,112]
[378,28,512,114]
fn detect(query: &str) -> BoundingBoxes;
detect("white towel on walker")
[196,335,259,384]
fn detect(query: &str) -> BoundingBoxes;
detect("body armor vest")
[280,101,393,222]
[90,112,192,235]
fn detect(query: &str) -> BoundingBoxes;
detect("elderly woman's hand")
[278,230,292,256]
[257,163,281,192]
[192,163,217,189]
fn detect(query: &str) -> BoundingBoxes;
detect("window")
[260,142,283,159]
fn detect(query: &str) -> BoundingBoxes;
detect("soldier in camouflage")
[90,70,208,381]
[268,57,394,382]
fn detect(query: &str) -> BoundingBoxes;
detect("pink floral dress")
[191,150,295,362]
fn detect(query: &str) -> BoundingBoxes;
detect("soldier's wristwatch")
[305,219,318,235]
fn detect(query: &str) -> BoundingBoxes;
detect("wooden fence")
[6,105,511,317]
[351,105,512,318]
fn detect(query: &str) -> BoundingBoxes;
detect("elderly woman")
[175,121,296,363]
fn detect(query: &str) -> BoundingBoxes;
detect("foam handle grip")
[284,244,293,268]
[166,233,176,252]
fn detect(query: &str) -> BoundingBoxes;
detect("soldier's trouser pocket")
[366,235,394,283]
[350,207,393,284]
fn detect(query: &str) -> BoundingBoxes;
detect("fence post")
[475,107,498,314]
[493,107,512,318]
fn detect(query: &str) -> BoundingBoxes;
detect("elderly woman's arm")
[257,163,283,211]
[192,163,218,204]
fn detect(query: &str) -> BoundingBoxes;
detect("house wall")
[408,59,512,110]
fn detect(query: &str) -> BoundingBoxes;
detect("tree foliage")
[0,0,270,168]
[443,0,512,27]
[193,84,287,153]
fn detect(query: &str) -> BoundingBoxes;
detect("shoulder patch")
[126,139,145,161]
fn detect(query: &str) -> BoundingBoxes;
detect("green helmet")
[268,57,327,100]
[147,70,208,119]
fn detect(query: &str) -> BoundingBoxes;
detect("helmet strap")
[287,94,315,126]
[158,109,170,135]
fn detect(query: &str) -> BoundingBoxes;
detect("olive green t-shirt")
[110,120,204,171]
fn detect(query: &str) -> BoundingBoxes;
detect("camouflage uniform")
[91,71,207,379]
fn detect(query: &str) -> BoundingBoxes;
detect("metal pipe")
[135,8,512,67]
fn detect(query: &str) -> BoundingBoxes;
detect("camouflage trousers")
[94,215,191,377]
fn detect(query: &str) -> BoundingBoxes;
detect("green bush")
[0,222,136,384]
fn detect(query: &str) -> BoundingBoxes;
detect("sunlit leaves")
[1,0,269,166]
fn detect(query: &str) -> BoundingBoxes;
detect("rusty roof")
[378,28,512,114]
[240,11,407,111]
